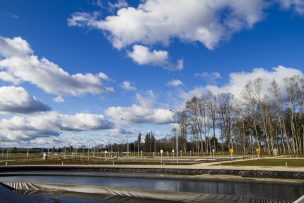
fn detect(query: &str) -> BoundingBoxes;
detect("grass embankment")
[0,158,195,166]
[221,159,304,167]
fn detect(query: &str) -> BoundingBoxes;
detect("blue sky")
[0,0,304,147]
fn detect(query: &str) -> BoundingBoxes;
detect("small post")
[229,148,234,162]
[285,162,288,168]
[160,150,163,164]
[27,149,29,159]
[62,161,64,166]
[5,161,7,166]
[104,151,107,161]
[141,151,143,159]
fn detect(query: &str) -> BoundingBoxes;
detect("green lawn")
[221,159,304,167]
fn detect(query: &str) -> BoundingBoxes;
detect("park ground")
[1,152,304,170]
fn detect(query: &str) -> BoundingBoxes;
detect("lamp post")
[83,125,97,161]
[120,118,130,158]
[170,109,179,163]
[120,118,142,158]
[136,130,143,159]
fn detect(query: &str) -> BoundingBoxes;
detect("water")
[0,175,303,202]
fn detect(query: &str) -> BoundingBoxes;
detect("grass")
[0,157,195,166]
[221,158,304,167]
[0,160,195,166]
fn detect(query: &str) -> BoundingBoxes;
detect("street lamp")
[120,118,142,158]
[120,118,130,157]
[170,109,179,163]
[83,125,97,161]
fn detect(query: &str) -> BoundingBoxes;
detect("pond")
[0,174,303,202]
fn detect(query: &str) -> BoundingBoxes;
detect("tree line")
[175,75,304,155]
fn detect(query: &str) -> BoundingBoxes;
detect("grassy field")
[221,158,304,167]
[0,152,197,165]
[0,159,197,166]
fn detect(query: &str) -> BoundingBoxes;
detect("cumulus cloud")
[166,79,183,87]
[121,81,137,91]
[180,66,304,102]
[0,86,51,114]
[98,72,113,81]
[0,36,33,57]
[128,45,183,70]
[68,0,265,50]
[106,91,174,124]
[278,0,304,14]
[0,112,114,141]
[68,0,265,70]
[0,72,21,84]
[0,36,113,97]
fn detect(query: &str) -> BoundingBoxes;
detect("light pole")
[136,130,143,159]
[83,125,97,161]
[120,118,130,158]
[170,109,179,163]
[120,118,142,158]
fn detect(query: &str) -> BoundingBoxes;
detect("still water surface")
[0,175,303,202]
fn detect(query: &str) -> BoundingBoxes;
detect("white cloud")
[0,36,32,58]
[105,91,174,124]
[278,0,304,14]
[194,71,221,84]
[0,72,21,84]
[0,112,114,141]
[195,71,221,80]
[0,36,113,96]
[128,45,183,70]
[92,0,104,9]
[67,12,100,27]
[108,0,128,11]
[98,72,113,81]
[52,96,64,103]
[179,86,209,103]
[68,0,265,50]
[166,79,183,87]
[121,80,137,91]
[0,86,50,114]
[180,65,304,101]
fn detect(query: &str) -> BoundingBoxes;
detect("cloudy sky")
[0,0,303,147]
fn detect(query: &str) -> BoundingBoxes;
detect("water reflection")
[0,175,303,201]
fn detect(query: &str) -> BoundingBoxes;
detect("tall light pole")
[170,109,179,163]
[120,118,130,157]
[83,125,97,161]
